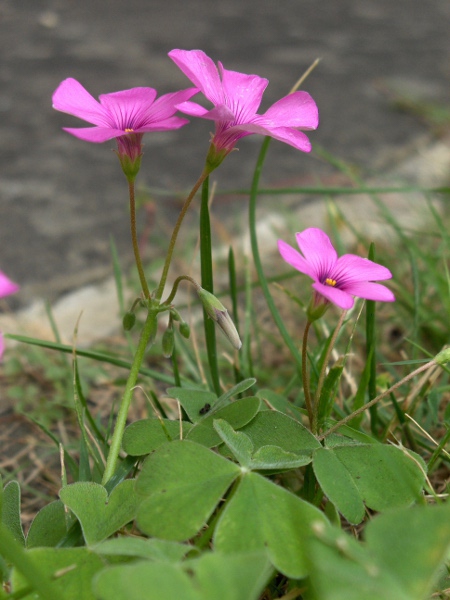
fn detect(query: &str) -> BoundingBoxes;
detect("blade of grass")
[6,335,176,384]
[200,175,221,395]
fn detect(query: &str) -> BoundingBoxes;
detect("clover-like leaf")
[59,480,138,545]
[136,440,240,541]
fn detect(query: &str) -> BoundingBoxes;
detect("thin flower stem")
[102,308,158,484]
[128,179,150,299]
[154,169,209,303]
[302,320,314,431]
[318,358,439,441]
[313,310,347,431]
[162,275,200,306]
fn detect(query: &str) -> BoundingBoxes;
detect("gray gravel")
[1,0,449,305]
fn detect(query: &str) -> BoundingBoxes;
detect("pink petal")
[260,91,319,130]
[98,87,158,129]
[174,100,210,118]
[52,78,110,127]
[341,281,396,302]
[201,104,237,122]
[331,255,393,285]
[149,87,198,120]
[0,271,19,297]
[296,229,338,281]
[219,65,268,120]
[313,282,355,310]
[134,116,191,132]
[62,126,124,143]
[168,49,224,106]
[239,124,312,152]
[278,239,319,281]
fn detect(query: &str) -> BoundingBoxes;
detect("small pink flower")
[0,271,19,361]
[168,49,318,165]
[52,78,198,178]
[278,228,395,310]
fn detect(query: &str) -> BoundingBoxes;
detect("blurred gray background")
[1,0,449,305]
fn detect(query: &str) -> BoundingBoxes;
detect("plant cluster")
[1,49,450,600]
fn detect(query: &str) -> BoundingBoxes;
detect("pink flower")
[278,228,395,311]
[168,49,318,166]
[52,78,198,179]
[0,271,19,361]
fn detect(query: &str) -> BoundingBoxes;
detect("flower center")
[325,277,337,287]
[125,128,134,133]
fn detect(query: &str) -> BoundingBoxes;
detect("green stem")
[102,308,158,484]
[154,169,208,303]
[128,179,150,299]
[200,175,221,395]
[161,275,200,306]
[313,310,346,431]
[302,320,314,431]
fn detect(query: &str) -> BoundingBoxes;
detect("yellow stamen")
[325,277,337,287]
[125,128,134,132]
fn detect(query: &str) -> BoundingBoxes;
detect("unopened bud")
[197,287,242,350]
[179,321,191,339]
[162,327,175,358]
[122,311,136,331]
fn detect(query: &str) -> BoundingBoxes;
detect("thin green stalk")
[200,175,221,395]
[154,169,208,302]
[102,308,158,484]
[313,310,347,432]
[248,137,303,373]
[302,320,314,430]
[128,179,150,299]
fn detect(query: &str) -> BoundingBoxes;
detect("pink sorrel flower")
[278,228,395,312]
[168,49,319,169]
[52,78,198,180]
[0,271,19,361]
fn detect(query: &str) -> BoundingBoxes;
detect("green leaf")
[27,501,68,548]
[11,547,105,600]
[94,560,198,600]
[1,481,25,546]
[213,419,254,468]
[312,447,365,525]
[256,389,304,421]
[166,387,217,423]
[312,444,425,524]
[306,522,409,600]
[212,378,256,411]
[122,418,193,456]
[59,480,139,545]
[186,396,261,447]
[93,551,272,600]
[365,504,450,599]
[93,537,193,562]
[214,471,327,578]
[239,410,321,454]
[335,444,425,511]
[250,445,312,470]
[136,440,240,541]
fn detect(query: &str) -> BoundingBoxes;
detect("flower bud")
[162,327,175,358]
[179,321,191,339]
[122,311,136,331]
[197,287,242,350]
